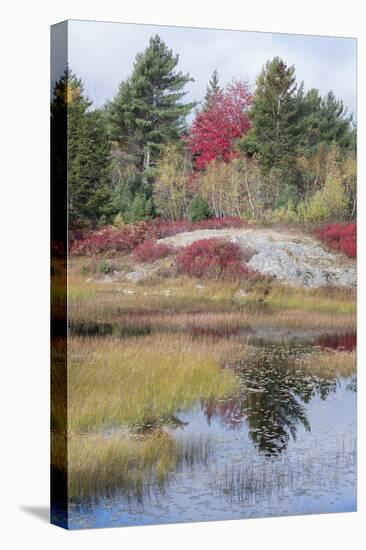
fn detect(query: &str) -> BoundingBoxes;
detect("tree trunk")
[244,169,256,218]
[143,147,151,170]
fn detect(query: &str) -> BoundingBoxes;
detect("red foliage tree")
[186,81,252,170]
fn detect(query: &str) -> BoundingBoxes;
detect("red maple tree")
[186,81,252,170]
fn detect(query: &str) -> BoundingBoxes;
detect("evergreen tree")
[241,57,303,182]
[52,68,113,229]
[318,91,355,149]
[107,35,196,170]
[125,193,153,223]
[300,89,355,153]
[204,69,221,108]
[188,194,212,221]
[68,108,113,228]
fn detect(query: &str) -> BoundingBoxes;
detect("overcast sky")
[65,19,356,118]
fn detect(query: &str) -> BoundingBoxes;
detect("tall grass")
[67,334,242,433]
[52,430,211,501]
[67,271,356,331]
[295,349,356,379]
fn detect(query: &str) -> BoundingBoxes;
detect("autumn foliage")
[175,238,254,279]
[132,242,173,263]
[69,217,246,255]
[186,82,252,169]
[315,223,356,258]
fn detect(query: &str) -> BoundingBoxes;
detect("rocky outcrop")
[159,227,356,288]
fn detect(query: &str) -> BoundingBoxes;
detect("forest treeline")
[51,34,356,229]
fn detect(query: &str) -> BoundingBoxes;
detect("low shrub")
[315,223,356,258]
[69,217,246,256]
[132,242,173,263]
[175,238,255,280]
[97,260,115,274]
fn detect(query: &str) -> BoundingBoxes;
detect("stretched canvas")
[51,19,357,529]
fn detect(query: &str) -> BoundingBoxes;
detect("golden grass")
[67,270,356,331]
[52,430,210,500]
[262,285,356,315]
[295,349,356,379]
[67,334,242,433]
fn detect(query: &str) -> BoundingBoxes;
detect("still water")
[67,333,357,529]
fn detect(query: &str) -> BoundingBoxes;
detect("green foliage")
[243,57,303,182]
[51,68,114,229]
[107,35,196,170]
[241,58,356,207]
[204,69,221,108]
[113,167,144,215]
[98,260,114,274]
[273,184,299,210]
[300,89,355,154]
[125,193,153,223]
[188,194,212,222]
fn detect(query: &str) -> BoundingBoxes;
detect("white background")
[1,1,365,548]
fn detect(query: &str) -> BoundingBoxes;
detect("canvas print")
[51,20,357,529]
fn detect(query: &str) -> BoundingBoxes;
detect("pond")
[65,332,357,529]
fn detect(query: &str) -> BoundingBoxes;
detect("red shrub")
[69,217,247,256]
[132,242,173,263]
[175,238,254,280]
[315,223,357,258]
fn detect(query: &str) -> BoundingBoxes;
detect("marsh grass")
[61,257,357,507]
[295,349,356,379]
[67,334,242,433]
[67,272,356,331]
[52,430,210,502]
[262,284,356,315]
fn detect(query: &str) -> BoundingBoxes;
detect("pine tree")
[125,193,153,223]
[107,35,196,170]
[51,68,113,229]
[300,89,355,153]
[69,109,113,228]
[204,69,221,108]
[318,92,355,149]
[241,57,303,181]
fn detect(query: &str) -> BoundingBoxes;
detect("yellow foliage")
[154,144,189,220]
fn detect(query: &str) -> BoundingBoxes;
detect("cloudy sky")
[65,19,356,117]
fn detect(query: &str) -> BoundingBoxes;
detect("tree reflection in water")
[203,345,339,456]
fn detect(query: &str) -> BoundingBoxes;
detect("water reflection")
[64,333,356,526]
[203,346,342,456]
[68,321,356,352]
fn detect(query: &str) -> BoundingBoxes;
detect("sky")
[63,19,356,118]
